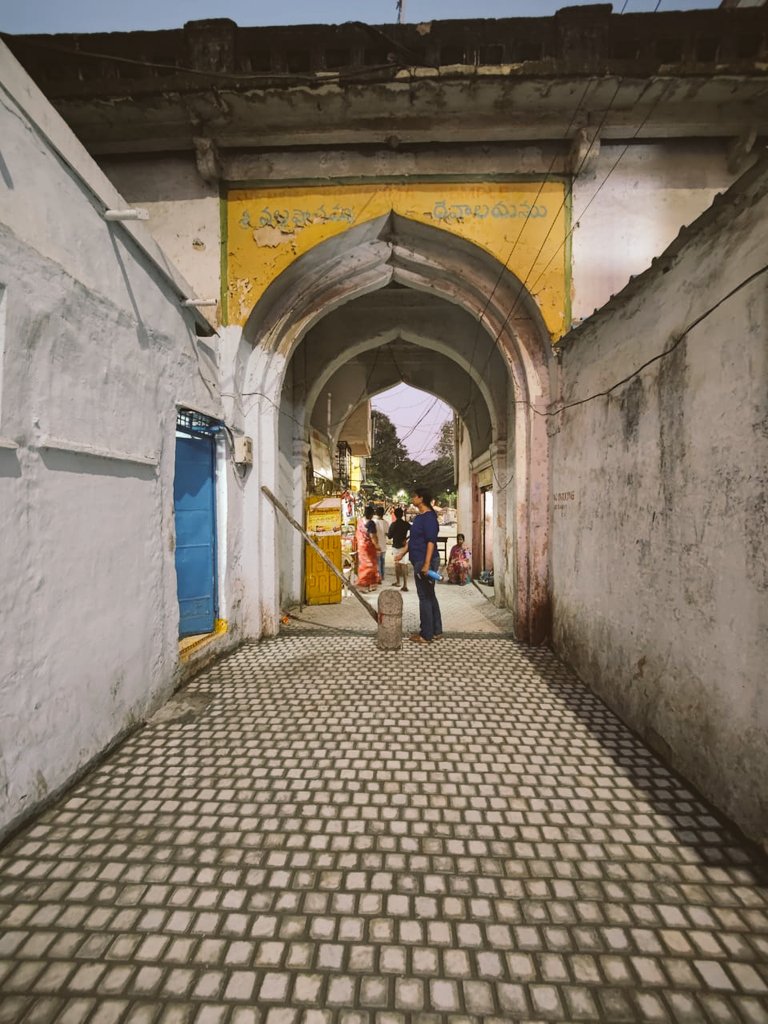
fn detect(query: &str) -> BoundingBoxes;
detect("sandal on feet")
[408,633,430,644]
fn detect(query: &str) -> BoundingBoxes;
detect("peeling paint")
[226,181,568,335]
[253,225,294,248]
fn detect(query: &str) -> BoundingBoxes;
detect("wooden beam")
[261,486,379,625]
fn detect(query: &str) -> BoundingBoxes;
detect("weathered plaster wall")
[0,54,239,836]
[98,156,221,320]
[552,161,768,845]
[97,140,737,349]
[571,141,735,323]
[456,424,473,546]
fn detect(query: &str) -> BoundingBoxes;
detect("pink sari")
[356,517,380,588]
[447,543,472,585]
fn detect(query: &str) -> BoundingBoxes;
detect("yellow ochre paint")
[226,181,568,338]
[178,618,228,661]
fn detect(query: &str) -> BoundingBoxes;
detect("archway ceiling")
[309,339,493,460]
[244,213,551,410]
[290,288,508,446]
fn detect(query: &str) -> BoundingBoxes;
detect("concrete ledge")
[39,437,159,466]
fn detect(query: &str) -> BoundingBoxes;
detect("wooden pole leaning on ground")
[261,486,379,625]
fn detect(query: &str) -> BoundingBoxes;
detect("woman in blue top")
[395,487,443,644]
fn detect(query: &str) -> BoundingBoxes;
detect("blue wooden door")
[174,435,217,636]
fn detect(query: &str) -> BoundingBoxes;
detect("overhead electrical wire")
[477,257,768,497]
[544,260,768,418]
[449,75,701,495]
[466,77,598,378]
[0,34,410,85]
[198,5,682,496]
[523,83,673,303]
[476,79,668,373]
[472,76,670,388]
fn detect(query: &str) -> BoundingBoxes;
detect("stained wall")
[552,160,768,845]
[0,45,241,837]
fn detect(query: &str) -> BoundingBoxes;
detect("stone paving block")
[699,992,741,1022]
[123,1006,161,1024]
[394,976,424,1011]
[736,996,768,1024]
[428,978,461,1012]
[463,979,495,1014]
[193,1008,228,1024]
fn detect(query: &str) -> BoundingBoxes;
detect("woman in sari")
[447,533,472,586]
[355,505,381,591]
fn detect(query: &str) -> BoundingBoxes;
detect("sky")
[372,385,453,462]
[0,0,722,35]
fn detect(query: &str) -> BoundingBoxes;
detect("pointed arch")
[239,212,553,643]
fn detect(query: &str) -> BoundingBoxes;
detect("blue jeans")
[414,570,443,641]
[378,552,386,579]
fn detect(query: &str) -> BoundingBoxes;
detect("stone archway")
[235,213,552,643]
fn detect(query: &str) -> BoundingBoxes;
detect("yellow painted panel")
[306,496,343,605]
[305,535,343,605]
[226,181,568,338]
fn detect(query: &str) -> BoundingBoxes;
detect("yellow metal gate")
[305,496,342,605]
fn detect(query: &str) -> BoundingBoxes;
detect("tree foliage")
[417,455,455,501]
[434,417,455,461]
[365,410,456,503]
[365,411,418,496]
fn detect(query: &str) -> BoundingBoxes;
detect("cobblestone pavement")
[283,576,513,638]
[1,634,767,1024]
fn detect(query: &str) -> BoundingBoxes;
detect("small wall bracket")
[103,208,149,221]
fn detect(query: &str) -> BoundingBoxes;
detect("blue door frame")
[174,432,217,637]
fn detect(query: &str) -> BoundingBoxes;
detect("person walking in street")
[356,504,381,591]
[387,506,411,592]
[373,505,388,583]
[395,487,443,644]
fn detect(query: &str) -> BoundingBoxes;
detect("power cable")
[481,258,768,497]
[399,396,441,444]
[216,15,671,497]
[202,36,610,479]
[524,81,673,302]
[544,260,768,418]
[474,76,673,394]
[466,77,597,377]
[0,34,408,85]
[222,76,673,499]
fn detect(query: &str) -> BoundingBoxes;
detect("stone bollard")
[377,588,403,650]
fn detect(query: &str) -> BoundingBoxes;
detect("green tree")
[417,416,455,501]
[366,411,417,497]
[418,455,455,501]
[434,417,456,461]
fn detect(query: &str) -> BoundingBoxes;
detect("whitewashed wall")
[456,423,473,545]
[0,49,241,837]
[571,142,735,323]
[552,160,768,845]
[99,156,222,319]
